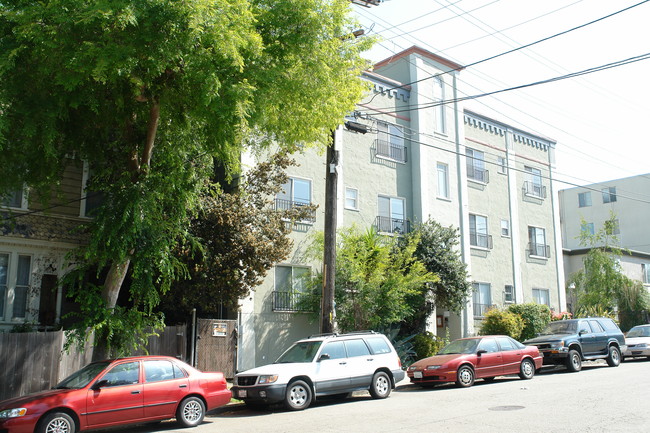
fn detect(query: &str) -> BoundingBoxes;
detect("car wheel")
[176,396,205,428]
[455,365,475,388]
[606,345,621,367]
[38,412,76,433]
[518,358,535,380]
[369,371,391,399]
[285,380,312,410]
[565,349,582,372]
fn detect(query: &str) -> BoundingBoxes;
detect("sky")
[350,0,650,193]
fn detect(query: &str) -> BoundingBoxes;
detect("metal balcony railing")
[272,291,312,312]
[523,181,547,199]
[467,165,489,183]
[374,216,411,235]
[528,242,551,258]
[470,233,493,249]
[274,198,316,223]
[374,139,407,163]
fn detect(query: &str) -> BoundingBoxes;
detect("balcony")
[467,165,489,183]
[274,198,316,223]
[523,181,547,199]
[374,216,411,235]
[272,291,312,312]
[374,139,407,163]
[470,233,493,249]
[528,242,550,258]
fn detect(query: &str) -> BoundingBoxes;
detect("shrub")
[413,331,449,359]
[507,303,551,341]
[479,309,524,340]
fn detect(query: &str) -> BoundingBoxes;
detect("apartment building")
[559,174,650,302]
[237,46,566,369]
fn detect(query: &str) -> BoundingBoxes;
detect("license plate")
[414,371,423,379]
[238,390,247,398]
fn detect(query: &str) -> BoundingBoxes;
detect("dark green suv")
[523,318,626,372]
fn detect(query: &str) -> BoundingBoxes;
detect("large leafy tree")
[0,0,373,355]
[161,152,316,321]
[306,227,438,332]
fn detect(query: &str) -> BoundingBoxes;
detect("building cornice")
[362,71,411,103]
[464,110,556,152]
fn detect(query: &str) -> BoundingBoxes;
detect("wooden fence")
[0,325,186,401]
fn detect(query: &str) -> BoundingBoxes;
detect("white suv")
[231,332,405,410]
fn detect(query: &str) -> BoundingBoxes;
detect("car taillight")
[397,356,402,368]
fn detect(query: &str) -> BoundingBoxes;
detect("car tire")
[605,345,621,367]
[369,371,391,399]
[176,396,205,428]
[455,365,475,388]
[285,380,312,410]
[565,349,582,372]
[518,358,535,380]
[37,412,76,433]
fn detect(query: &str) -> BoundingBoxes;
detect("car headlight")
[0,408,27,419]
[426,365,442,370]
[258,375,278,384]
[549,341,565,350]
[636,343,648,348]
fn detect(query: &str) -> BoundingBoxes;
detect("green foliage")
[412,331,449,360]
[568,213,649,321]
[1,0,374,354]
[479,309,524,340]
[507,303,551,341]
[407,220,472,314]
[305,226,438,332]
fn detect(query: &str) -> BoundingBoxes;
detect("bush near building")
[507,303,551,341]
[479,309,524,340]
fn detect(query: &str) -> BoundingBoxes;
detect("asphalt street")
[98,358,650,433]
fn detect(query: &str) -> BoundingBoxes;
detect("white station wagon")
[231,332,405,410]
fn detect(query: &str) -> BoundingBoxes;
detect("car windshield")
[275,341,323,363]
[541,321,577,335]
[438,338,480,355]
[54,361,111,389]
[627,326,650,338]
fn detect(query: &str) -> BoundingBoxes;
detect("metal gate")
[196,319,237,379]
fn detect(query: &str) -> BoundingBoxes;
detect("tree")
[403,220,472,331]
[1,0,373,355]
[567,214,649,327]
[160,153,315,321]
[305,227,438,332]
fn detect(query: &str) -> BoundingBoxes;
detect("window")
[496,336,517,351]
[497,156,507,174]
[100,362,140,387]
[0,253,33,320]
[321,341,346,360]
[437,163,449,199]
[605,218,620,235]
[524,166,546,198]
[1,187,26,209]
[144,360,177,383]
[532,288,550,306]
[602,187,617,203]
[273,265,311,312]
[581,222,595,236]
[276,177,314,221]
[81,164,104,217]
[528,226,549,258]
[345,187,359,210]
[642,264,650,284]
[13,255,31,319]
[472,283,491,317]
[466,148,488,183]
[433,76,446,134]
[376,196,408,234]
[588,320,604,333]
[578,192,592,207]
[0,254,7,320]
[504,285,515,303]
[501,219,510,237]
[366,337,391,354]
[376,121,406,162]
[477,338,499,353]
[344,339,371,357]
[469,214,491,249]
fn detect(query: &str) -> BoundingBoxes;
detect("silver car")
[623,324,650,360]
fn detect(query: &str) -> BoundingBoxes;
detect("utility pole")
[320,0,381,335]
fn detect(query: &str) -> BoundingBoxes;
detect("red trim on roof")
[374,46,464,71]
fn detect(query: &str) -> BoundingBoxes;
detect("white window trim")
[0,251,33,323]
[532,288,551,306]
[1,185,28,210]
[436,162,450,200]
[501,219,510,238]
[344,187,359,211]
[469,213,491,250]
[528,225,548,259]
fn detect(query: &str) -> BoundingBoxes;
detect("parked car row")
[0,320,647,432]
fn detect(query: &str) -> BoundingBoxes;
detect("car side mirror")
[579,329,589,335]
[476,349,487,356]
[318,354,331,362]
[92,380,109,390]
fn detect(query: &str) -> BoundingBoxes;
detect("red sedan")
[0,355,231,433]
[407,335,543,388]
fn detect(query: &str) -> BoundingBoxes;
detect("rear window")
[365,337,392,355]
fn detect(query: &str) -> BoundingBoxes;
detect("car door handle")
[339,362,347,365]
[179,384,187,388]
[131,390,141,395]
[366,358,374,362]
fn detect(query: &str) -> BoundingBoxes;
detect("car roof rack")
[307,330,378,339]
